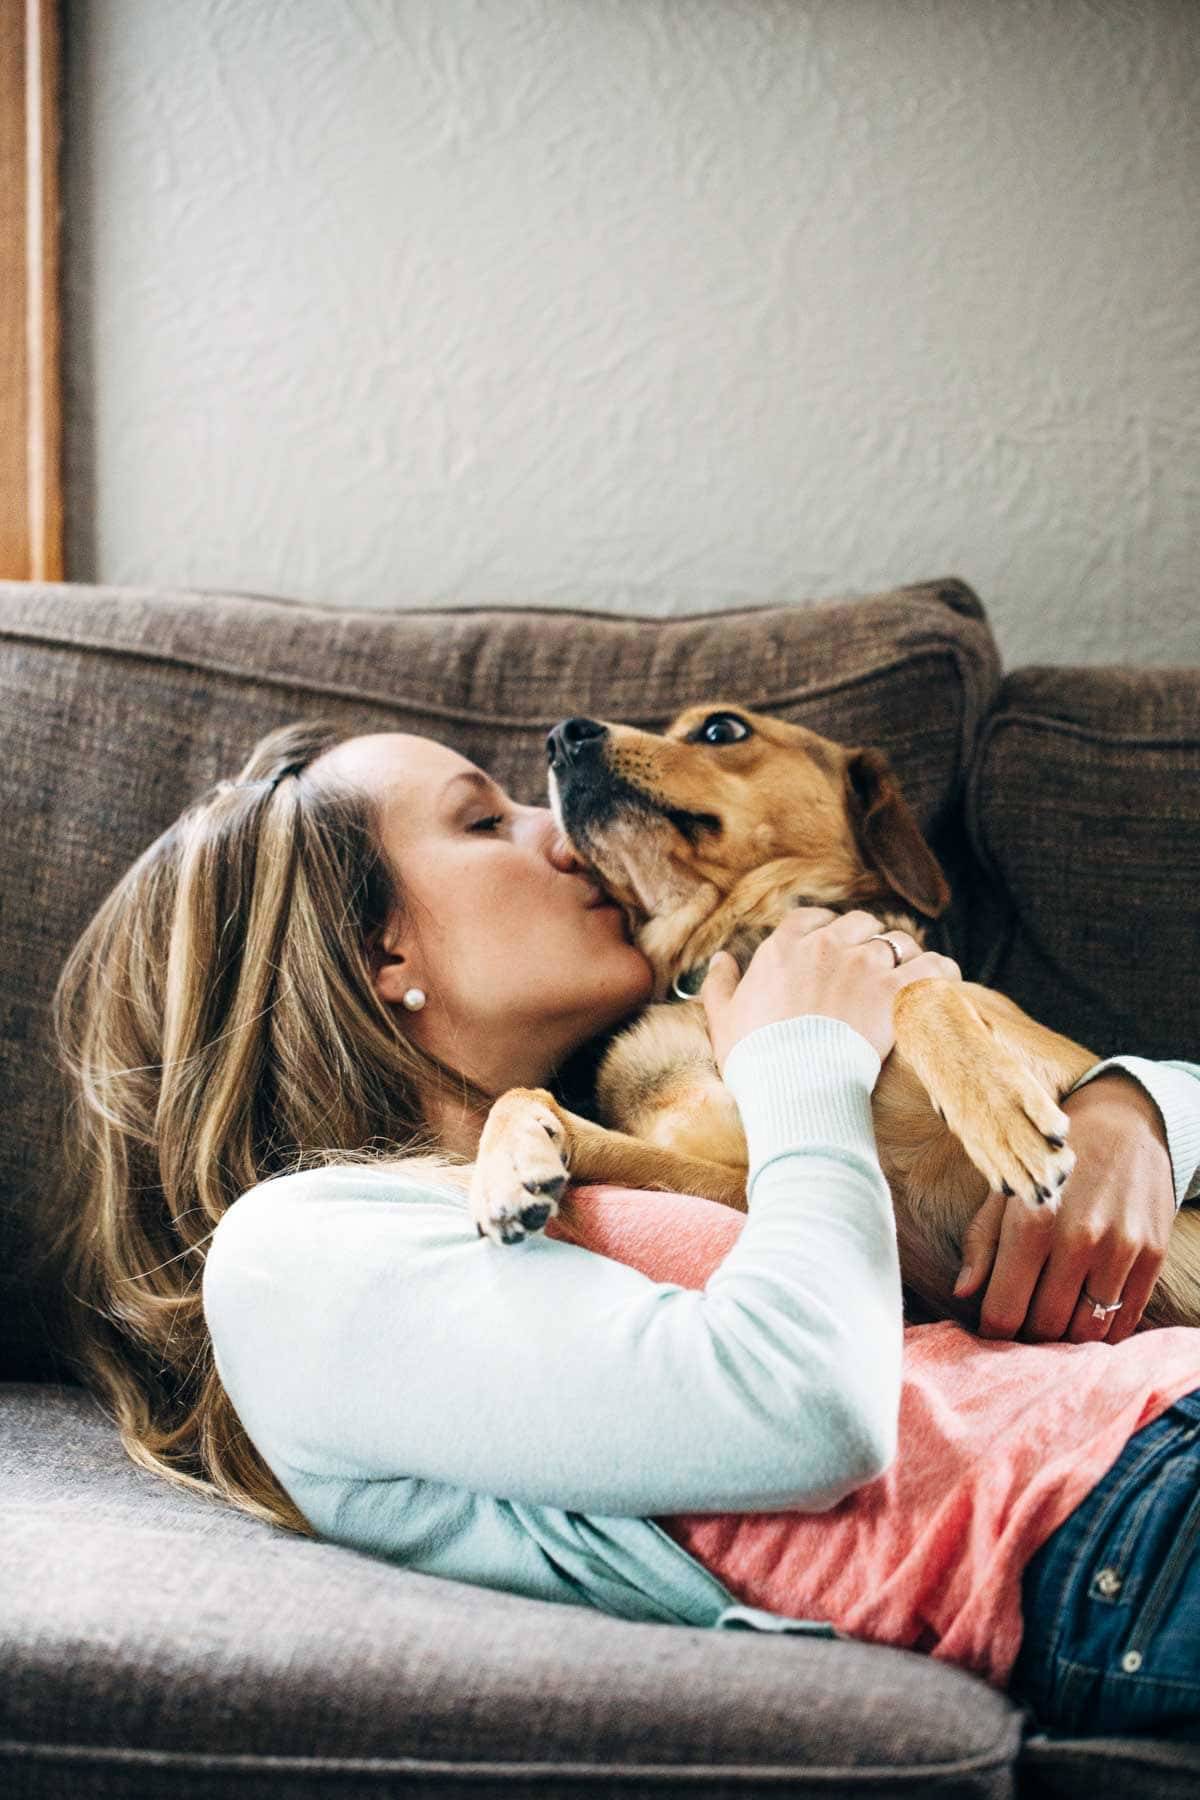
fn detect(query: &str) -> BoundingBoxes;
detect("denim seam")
[1086,1481,1161,1602]
[1056,1655,1200,1696]
[1083,1428,1200,1601]
[1120,1471,1200,1664]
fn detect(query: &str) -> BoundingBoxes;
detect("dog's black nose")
[546,717,608,765]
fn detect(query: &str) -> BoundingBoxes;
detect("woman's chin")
[609,940,656,1010]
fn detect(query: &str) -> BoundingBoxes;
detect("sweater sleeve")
[1065,1055,1200,1208]
[202,1012,904,1519]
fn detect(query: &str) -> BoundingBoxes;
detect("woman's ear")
[365,915,419,1006]
[843,746,951,919]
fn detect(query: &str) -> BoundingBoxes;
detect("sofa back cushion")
[966,665,1200,1062]
[0,576,999,1381]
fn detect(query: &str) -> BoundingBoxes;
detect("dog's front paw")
[468,1090,570,1247]
[935,1053,1076,1215]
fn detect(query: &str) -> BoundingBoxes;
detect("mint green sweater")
[201,1015,1200,1641]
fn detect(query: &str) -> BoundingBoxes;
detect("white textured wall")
[64,0,1199,667]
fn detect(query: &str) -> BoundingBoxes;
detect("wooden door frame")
[1,0,62,580]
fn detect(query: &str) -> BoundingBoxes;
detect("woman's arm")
[1066,1055,1200,1207]
[201,1013,903,1519]
[955,1054,1200,1343]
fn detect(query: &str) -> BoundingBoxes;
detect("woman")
[48,718,1200,1739]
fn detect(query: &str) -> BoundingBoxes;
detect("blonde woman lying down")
[47,721,1200,1740]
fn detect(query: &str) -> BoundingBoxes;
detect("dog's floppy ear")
[843,746,951,919]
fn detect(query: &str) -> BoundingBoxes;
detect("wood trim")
[0,0,63,580]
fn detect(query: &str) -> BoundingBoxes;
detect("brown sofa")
[2,576,1198,1799]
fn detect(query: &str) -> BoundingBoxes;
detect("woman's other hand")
[953,1071,1177,1344]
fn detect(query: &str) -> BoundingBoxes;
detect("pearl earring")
[402,987,427,1011]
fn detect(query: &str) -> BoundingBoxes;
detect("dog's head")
[546,702,950,990]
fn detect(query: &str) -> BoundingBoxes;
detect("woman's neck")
[422,1086,489,1161]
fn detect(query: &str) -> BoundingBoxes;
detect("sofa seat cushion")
[965,666,1200,1061]
[0,1383,1035,1797]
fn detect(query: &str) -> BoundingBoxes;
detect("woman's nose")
[540,812,584,872]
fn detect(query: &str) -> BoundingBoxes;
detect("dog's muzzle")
[546,716,625,841]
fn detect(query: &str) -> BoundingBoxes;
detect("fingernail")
[954,1265,974,1295]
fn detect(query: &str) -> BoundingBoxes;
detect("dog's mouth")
[546,717,719,921]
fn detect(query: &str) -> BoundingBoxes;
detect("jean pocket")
[1117,1473,1200,1677]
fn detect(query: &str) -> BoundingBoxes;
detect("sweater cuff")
[1068,1056,1200,1209]
[721,1014,883,1189]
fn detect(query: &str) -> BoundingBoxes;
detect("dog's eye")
[694,712,750,745]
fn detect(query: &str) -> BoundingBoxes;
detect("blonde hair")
[45,720,498,1537]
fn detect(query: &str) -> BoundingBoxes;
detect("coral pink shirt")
[548,1182,1200,1691]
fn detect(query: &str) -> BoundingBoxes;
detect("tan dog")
[467,703,1200,1333]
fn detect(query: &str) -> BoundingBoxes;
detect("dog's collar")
[670,959,711,1001]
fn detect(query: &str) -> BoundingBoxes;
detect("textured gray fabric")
[1,1384,1026,1798]
[1018,1735,1200,1800]
[0,574,1000,1385]
[966,665,1200,1061]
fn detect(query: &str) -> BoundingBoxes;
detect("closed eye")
[468,814,505,833]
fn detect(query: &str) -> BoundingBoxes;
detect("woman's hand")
[952,1070,1177,1344]
[700,906,962,1076]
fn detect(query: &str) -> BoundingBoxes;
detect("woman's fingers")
[953,1189,1006,1297]
[893,950,962,988]
[1103,1246,1166,1344]
[971,1193,1058,1339]
[1052,1236,1162,1344]
[1021,1230,1138,1343]
[955,1186,1167,1343]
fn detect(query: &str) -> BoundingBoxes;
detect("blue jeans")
[1009,1383,1200,1739]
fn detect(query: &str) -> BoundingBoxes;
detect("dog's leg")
[592,998,751,1178]
[623,1073,750,1174]
[864,980,1090,1327]
[468,1088,748,1246]
[890,979,1086,1212]
[883,982,1200,1331]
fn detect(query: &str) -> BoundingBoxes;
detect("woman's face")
[309,731,656,1095]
